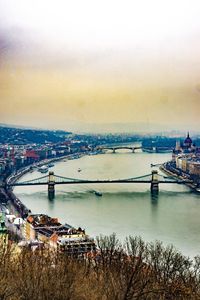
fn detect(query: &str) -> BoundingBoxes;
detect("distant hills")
[0,124,71,144]
[0,123,71,134]
[0,122,199,137]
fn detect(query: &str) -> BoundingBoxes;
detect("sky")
[0,0,200,133]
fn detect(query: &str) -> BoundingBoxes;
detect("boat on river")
[38,166,49,173]
[94,191,102,197]
[48,163,54,168]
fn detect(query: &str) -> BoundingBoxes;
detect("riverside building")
[24,214,96,254]
[171,133,200,185]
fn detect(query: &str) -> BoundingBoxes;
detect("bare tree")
[0,235,200,299]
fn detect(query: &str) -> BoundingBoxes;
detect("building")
[24,214,61,240]
[171,133,200,185]
[188,161,200,176]
[183,132,193,149]
[25,150,40,165]
[24,214,96,255]
[48,225,95,254]
[55,235,96,254]
[173,133,196,157]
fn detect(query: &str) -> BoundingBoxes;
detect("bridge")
[97,146,142,153]
[96,146,172,153]
[4,171,193,199]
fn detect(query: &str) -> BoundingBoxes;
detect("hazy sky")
[0,0,200,132]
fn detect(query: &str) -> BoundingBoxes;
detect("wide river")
[14,150,200,257]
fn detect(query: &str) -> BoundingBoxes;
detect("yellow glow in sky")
[0,0,200,132]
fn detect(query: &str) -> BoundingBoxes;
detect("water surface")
[14,151,200,257]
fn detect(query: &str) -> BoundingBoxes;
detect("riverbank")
[3,151,94,219]
[0,151,94,243]
[160,162,200,193]
[6,153,83,185]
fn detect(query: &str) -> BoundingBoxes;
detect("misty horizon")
[1,121,199,137]
[0,0,200,131]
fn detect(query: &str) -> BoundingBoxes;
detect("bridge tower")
[151,170,159,193]
[48,171,55,199]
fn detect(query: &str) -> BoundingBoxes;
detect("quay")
[160,163,200,193]
[2,152,87,217]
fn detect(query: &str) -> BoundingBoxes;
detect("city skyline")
[0,0,200,132]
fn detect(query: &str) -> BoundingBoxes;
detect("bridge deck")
[8,179,187,187]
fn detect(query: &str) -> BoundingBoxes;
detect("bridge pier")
[113,148,116,153]
[132,148,135,153]
[48,171,55,199]
[151,170,159,194]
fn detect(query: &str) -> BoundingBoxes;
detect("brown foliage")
[0,234,200,300]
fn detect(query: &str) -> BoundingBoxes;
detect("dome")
[184,132,192,145]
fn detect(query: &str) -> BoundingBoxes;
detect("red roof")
[25,150,39,159]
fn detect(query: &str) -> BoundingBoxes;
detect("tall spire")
[184,132,192,148]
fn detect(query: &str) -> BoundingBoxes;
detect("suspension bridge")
[4,171,193,199]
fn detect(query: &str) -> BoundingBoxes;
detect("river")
[14,150,200,257]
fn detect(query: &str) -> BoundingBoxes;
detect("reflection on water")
[14,152,200,257]
[150,193,159,205]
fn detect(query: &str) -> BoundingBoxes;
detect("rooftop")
[36,224,85,238]
[27,214,61,227]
